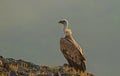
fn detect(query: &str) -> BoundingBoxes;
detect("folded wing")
[60,36,86,72]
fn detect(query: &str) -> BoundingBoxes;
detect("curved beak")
[58,21,63,24]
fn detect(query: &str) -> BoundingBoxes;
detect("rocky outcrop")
[0,56,93,76]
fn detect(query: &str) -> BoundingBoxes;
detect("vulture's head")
[58,19,68,26]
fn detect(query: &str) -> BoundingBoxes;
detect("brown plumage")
[59,19,86,72]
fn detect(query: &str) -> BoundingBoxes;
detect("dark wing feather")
[60,37,86,72]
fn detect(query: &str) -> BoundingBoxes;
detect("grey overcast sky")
[0,0,120,76]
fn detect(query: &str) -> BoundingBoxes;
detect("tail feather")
[67,59,86,72]
[80,61,86,72]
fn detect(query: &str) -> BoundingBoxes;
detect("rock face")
[0,56,93,76]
